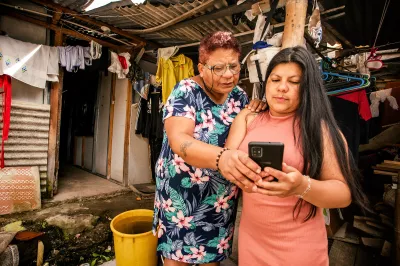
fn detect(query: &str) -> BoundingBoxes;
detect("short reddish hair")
[198,31,241,64]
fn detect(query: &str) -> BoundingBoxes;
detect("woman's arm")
[255,124,352,209]
[165,116,262,190]
[299,125,352,208]
[225,109,256,149]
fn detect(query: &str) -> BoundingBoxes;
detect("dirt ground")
[0,191,154,266]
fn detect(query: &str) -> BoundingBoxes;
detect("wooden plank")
[46,31,63,198]
[122,80,132,186]
[29,0,146,46]
[329,240,358,266]
[353,220,385,238]
[361,238,385,249]
[384,160,400,166]
[395,185,400,265]
[381,241,391,257]
[281,0,308,49]
[332,223,360,245]
[82,136,85,169]
[158,0,261,33]
[107,74,117,179]
[374,169,398,177]
[378,163,400,170]
[0,8,123,51]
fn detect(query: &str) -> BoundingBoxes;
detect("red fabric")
[118,55,128,69]
[336,90,372,121]
[0,75,12,168]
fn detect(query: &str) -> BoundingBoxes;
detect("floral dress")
[153,79,249,264]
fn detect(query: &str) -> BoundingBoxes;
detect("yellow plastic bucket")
[110,209,158,266]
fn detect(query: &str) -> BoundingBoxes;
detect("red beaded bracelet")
[216,148,230,172]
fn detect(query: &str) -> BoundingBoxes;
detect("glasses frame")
[202,63,242,76]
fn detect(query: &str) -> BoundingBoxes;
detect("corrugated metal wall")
[1,100,50,195]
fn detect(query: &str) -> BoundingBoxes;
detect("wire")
[373,0,391,47]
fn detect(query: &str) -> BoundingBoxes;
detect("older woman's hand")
[245,99,267,112]
[255,163,307,197]
[217,149,266,192]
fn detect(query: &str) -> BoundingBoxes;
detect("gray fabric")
[0,245,19,266]
[58,46,92,72]
[0,232,16,254]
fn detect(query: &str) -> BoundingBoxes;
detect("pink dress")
[238,111,328,266]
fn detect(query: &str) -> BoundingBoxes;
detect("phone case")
[248,142,284,171]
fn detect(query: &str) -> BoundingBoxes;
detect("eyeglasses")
[203,63,241,76]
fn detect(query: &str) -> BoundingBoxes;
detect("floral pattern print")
[153,79,249,263]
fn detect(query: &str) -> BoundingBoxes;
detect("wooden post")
[281,0,308,49]
[395,175,400,266]
[123,81,132,186]
[107,74,117,179]
[47,30,63,197]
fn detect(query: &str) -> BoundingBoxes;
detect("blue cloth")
[252,41,272,50]
[153,79,249,263]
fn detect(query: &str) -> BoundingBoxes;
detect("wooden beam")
[107,74,117,179]
[47,30,63,198]
[146,0,260,33]
[1,8,123,51]
[51,11,62,25]
[123,80,132,186]
[281,0,308,48]
[29,0,146,46]
[251,0,287,16]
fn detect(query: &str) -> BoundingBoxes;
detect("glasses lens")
[229,64,241,74]
[212,65,226,76]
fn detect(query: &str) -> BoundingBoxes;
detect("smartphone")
[248,142,284,171]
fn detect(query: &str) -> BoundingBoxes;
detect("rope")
[373,0,391,47]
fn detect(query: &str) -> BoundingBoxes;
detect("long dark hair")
[261,46,369,221]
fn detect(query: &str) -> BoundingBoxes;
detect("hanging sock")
[365,47,384,70]
[118,55,128,70]
[0,75,11,168]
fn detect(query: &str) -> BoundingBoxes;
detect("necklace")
[200,76,213,93]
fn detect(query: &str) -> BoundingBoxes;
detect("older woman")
[225,46,369,265]
[153,31,266,266]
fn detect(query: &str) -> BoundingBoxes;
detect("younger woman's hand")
[255,163,308,197]
[245,99,267,113]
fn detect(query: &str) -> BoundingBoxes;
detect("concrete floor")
[51,165,129,202]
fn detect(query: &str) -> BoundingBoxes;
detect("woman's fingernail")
[252,186,258,192]
[256,168,261,174]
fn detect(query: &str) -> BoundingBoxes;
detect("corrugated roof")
[86,0,252,47]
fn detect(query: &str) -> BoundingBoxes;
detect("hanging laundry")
[156,53,194,103]
[90,40,102,60]
[0,75,11,168]
[336,90,372,121]
[0,36,59,89]
[58,46,92,72]
[308,2,323,48]
[370,88,399,118]
[108,52,131,79]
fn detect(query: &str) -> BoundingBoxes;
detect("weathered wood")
[329,240,358,266]
[385,160,400,166]
[107,74,117,179]
[82,136,85,169]
[251,0,287,16]
[122,80,132,186]
[373,169,398,177]
[354,216,381,223]
[380,213,394,228]
[361,238,385,249]
[381,241,392,257]
[157,0,261,33]
[395,182,400,265]
[366,221,390,231]
[354,220,385,238]
[46,31,63,198]
[333,223,360,245]
[281,0,308,49]
[29,0,146,46]
[1,8,122,51]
